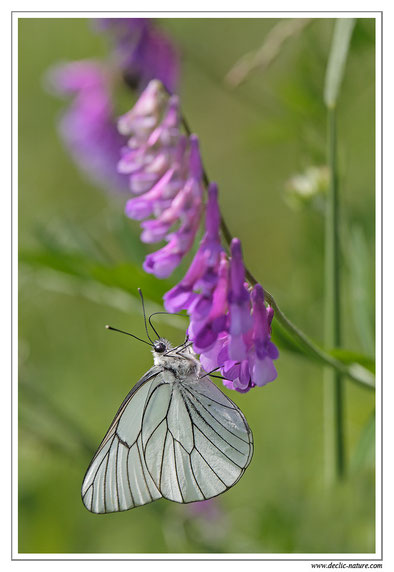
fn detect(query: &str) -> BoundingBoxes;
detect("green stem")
[324,107,345,481]
[180,114,373,392]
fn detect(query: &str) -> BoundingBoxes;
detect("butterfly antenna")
[148,315,161,340]
[138,288,155,344]
[148,311,187,342]
[105,325,153,347]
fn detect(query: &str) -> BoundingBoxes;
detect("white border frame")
[11,9,382,564]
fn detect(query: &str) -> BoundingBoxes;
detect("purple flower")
[118,83,205,277]
[250,284,279,385]
[142,194,203,278]
[96,18,179,93]
[117,79,168,144]
[163,182,223,311]
[119,89,183,198]
[192,253,229,352]
[186,499,222,521]
[46,60,129,192]
[47,16,179,194]
[169,228,278,392]
[164,187,277,392]
[227,239,253,361]
[215,282,279,392]
[140,136,203,278]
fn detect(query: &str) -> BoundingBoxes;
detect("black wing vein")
[172,438,184,502]
[183,385,250,445]
[126,447,135,507]
[183,391,247,456]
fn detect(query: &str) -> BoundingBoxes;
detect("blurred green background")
[18,17,375,554]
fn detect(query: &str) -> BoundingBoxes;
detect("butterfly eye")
[154,342,166,353]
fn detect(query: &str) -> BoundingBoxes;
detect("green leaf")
[324,19,356,108]
[20,249,171,306]
[20,249,94,280]
[271,319,317,360]
[329,348,375,374]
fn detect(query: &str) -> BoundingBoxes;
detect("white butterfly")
[82,336,253,513]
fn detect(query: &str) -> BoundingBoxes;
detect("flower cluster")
[96,18,179,93]
[116,80,279,391]
[117,80,205,279]
[48,20,279,393]
[46,60,130,193]
[47,18,178,193]
[164,184,279,392]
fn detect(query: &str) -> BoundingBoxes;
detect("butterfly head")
[153,339,170,354]
[152,338,175,367]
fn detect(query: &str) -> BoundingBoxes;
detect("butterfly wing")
[142,374,253,503]
[82,369,253,513]
[81,367,166,513]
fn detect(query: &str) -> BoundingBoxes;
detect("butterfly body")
[152,338,201,381]
[82,338,253,513]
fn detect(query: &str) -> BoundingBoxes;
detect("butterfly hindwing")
[141,375,253,504]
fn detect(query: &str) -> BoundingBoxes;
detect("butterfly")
[81,304,253,513]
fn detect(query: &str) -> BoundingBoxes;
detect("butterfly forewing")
[82,367,253,513]
[81,368,163,513]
